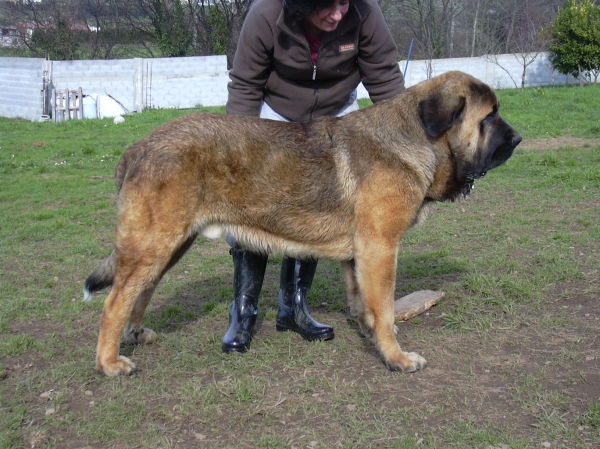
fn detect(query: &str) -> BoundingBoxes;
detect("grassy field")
[1,85,599,448]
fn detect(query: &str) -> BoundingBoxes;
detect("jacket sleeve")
[226,2,275,116]
[356,0,405,103]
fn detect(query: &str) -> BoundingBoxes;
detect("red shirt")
[305,32,321,64]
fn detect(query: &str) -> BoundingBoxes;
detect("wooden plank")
[77,88,83,119]
[51,89,56,122]
[394,290,445,320]
[52,89,84,121]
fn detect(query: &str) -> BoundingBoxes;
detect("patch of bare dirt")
[519,136,600,150]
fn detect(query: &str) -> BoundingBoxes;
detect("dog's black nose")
[512,133,522,147]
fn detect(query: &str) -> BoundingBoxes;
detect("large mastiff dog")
[84,71,521,376]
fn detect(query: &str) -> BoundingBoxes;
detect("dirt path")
[519,136,600,150]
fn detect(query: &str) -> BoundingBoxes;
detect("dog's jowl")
[84,71,521,376]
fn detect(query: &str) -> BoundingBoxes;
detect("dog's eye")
[482,112,495,125]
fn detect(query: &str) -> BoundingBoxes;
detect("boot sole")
[276,324,335,342]
[222,344,250,354]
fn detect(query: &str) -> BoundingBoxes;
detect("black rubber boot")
[222,249,268,353]
[276,257,334,341]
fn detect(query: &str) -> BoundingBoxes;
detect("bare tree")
[4,0,135,60]
[474,0,559,54]
[3,0,564,67]
[510,2,552,89]
[385,0,561,62]
[121,0,250,66]
[186,0,252,68]
[479,0,554,90]
[388,0,471,62]
[79,0,131,59]
[10,0,81,59]
[462,0,500,57]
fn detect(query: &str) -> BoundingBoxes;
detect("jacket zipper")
[280,27,325,120]
[309,51,320,120]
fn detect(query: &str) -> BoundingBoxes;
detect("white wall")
[48,55,228,114]
[0,57,45,121]
[50,59,137,111]
[0,52,586,121]
[356,53,578,99]
[140,56,229,110]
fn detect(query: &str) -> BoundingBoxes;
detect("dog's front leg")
[342,259,401,337]
[353,237,427,373]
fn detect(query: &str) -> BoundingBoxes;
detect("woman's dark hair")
[282,0,338,19]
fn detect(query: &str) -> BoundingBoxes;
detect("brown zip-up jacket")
[226,0,405,122]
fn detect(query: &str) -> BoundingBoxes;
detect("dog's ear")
[417,93,466,138]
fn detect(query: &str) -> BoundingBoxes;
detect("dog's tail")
[83,144,131,302]
[83,251,116,301]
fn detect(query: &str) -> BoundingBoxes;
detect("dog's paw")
[122,326,157,345]
[385,351,427,373]
[357,313,375,339]
[97,355,136,377]
[137,328,157,344]
[358,324,374,340]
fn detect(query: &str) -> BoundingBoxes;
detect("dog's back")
[111,113,361,258]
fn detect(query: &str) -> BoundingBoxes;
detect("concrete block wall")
[357,53,579,100]
[0,57,45,121]
[51,59,137,112]
[514,54,573,88]
[404,56,491,87]
[403,53,575,91]
[48,55,228,113]
[143,56,228,109]
[0,52,591,121]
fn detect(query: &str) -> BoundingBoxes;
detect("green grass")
[497,85,600,138]
[0,85,599,448]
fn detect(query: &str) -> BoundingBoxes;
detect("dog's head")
[416,71,522,200]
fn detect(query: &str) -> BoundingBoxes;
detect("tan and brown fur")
[84,71,521,376]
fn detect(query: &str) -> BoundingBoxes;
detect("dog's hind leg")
[341,259,370,334]
[121,285,159,346]
[121,235,197,346]
[95,229,196,376]
[341,260,361,316]
[96,275,156,376]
